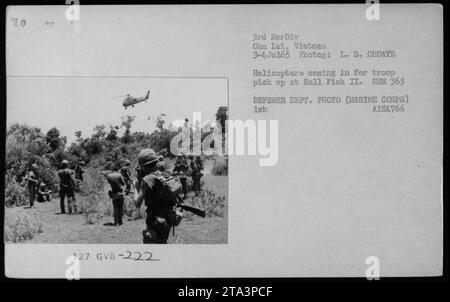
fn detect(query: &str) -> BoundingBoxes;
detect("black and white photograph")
[3,3,443,281]
[5,77,228,244]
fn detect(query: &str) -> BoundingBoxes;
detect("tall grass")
[187,188,225,217]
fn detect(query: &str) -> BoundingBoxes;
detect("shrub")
[148,129,179,154]
[6,123,60,192]
[187,189,226,217]
[4,210,43,242]
[211,156,228,176]
[123,195,145,220]
[77,169,107,224]
[35,159,59,192]
[4,170,28,207]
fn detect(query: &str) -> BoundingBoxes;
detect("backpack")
[151,171,182,205]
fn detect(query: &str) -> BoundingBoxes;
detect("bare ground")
[11,174,228,244]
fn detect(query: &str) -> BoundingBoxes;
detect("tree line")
[5,107,228,199]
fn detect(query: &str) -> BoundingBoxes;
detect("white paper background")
[5,4,443,278]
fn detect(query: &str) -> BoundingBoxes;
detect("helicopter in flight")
[118,90,150,109]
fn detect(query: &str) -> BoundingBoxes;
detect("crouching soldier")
[58,160,75,214]
[134,149,175,244]
[37,182,51,203]
[107,169,125,226]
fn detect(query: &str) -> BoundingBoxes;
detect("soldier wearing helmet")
[173,152,189,198]
[134,149,172,244]
[26,163,39,208]
[74,160,85,181]
[107,166,125,226]
[120,159,132,195]
[58,160,75,214]
[37,182,51,203]
[190,155,203,194]
[156,155,166,171]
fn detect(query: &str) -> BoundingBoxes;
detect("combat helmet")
[138,149,159,167]
[61,160,69,168]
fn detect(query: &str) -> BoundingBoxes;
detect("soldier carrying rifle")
[133,149,205,244]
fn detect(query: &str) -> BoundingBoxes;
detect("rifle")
[168,199,206,237]
[176,199,206,218]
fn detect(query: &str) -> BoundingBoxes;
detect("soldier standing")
[73,161,84,205]
[173,153,189,198]
[26,163,39,208]
[74,161,85,181]
[107,169,125,226]
[58,160,75,214]
[119,159,132,195]
[156,155,166,171]
[190,156,203,194]
[134,149,173,244]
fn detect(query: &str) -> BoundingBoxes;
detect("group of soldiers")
[57,159,88,214]
[106,152,204,228]
[172,153,204,197]
[25,150,204,244]
[131,149,205,243]
[25,164,51,207]
[25,160,86,213]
